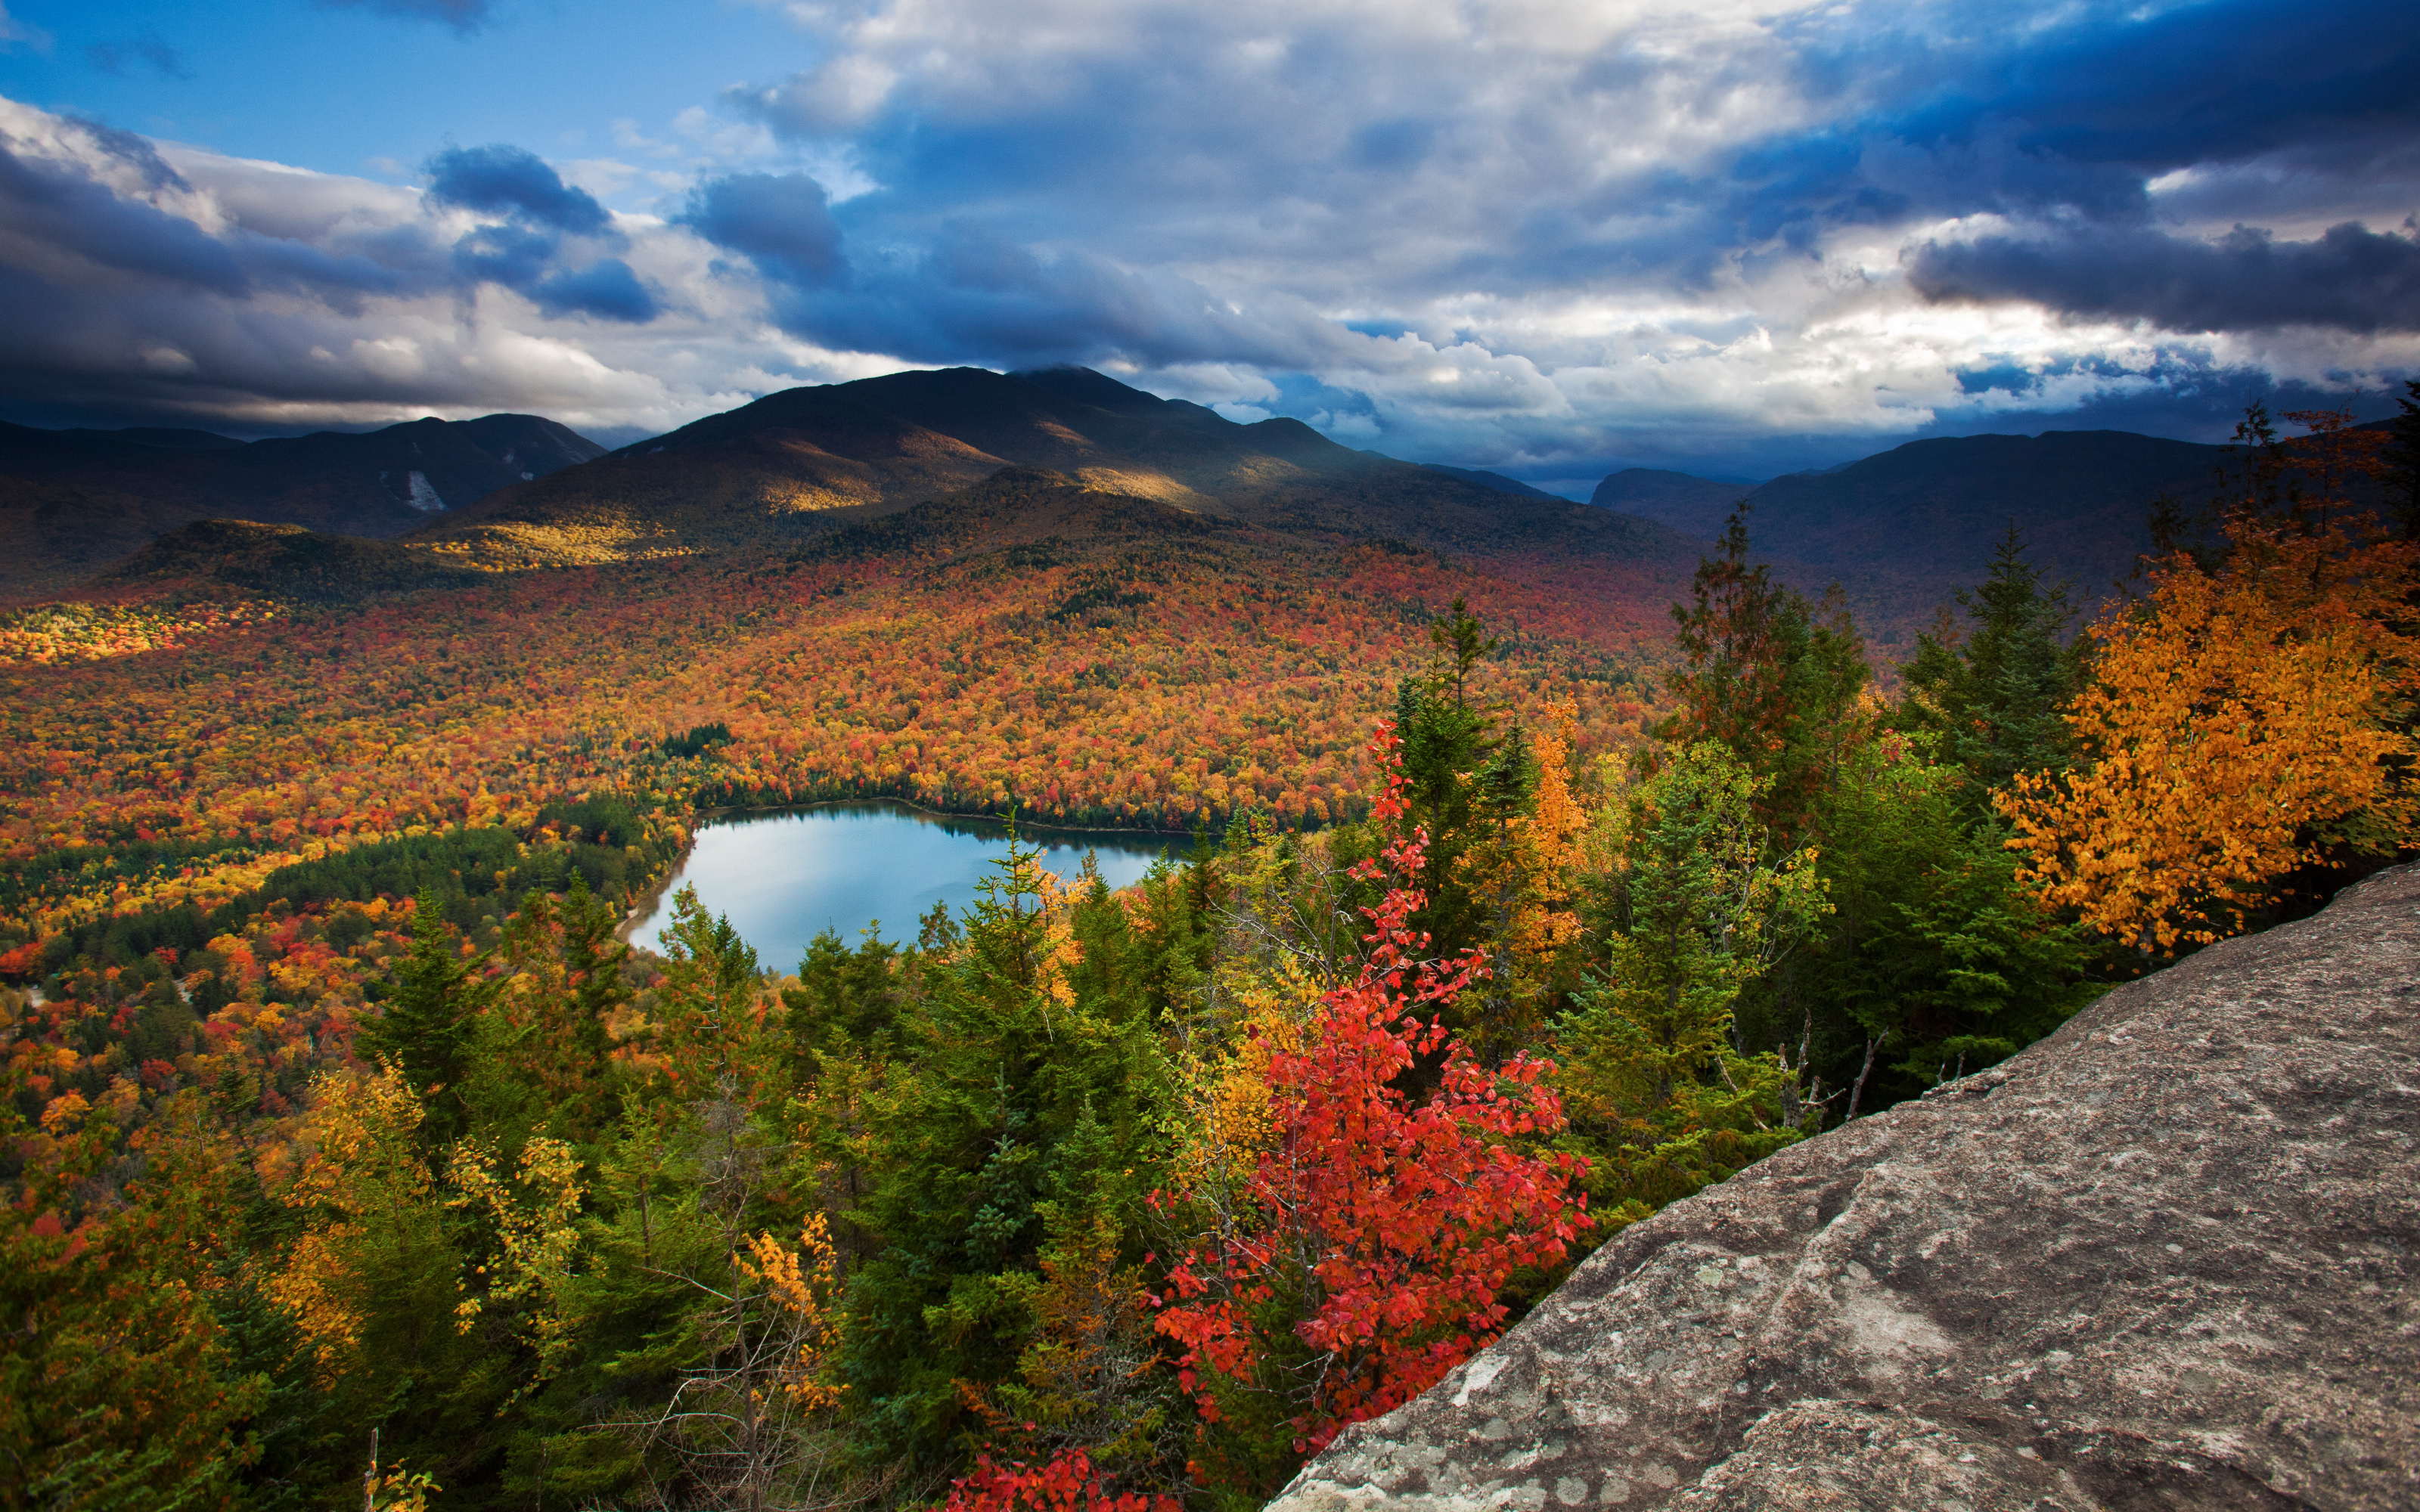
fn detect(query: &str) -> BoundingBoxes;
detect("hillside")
[1590,466,1755,535]
[0,413,603,603]
[408,366,1651,567]
[98,519,490,603]
[1591,431,2250,652]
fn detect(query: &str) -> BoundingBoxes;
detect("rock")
[1269,866,2420,1512]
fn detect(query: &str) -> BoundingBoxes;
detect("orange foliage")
[2003,412,2420,952]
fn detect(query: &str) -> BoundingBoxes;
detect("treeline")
[21,796,675,978]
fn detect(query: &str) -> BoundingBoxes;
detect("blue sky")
[2,0,2415,487]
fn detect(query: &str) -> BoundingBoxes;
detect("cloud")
[681,172,845,285]
[317,0,492,35]
[85,31,190,79]
[529,257,659,323]
[0,2,50,54]
[1909,222,2420,335]
[7,0,2420,473]
[0,98,788,437]
[426,144,609,234]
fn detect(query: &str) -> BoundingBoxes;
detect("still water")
[626,802,1188,968]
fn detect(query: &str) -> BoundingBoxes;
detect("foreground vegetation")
[5,403,2415,1510]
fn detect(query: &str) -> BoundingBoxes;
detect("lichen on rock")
[1269,864,2420,1512]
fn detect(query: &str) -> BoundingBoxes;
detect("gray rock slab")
[1269,864,2420,1512]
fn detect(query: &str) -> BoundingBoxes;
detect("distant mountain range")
[408,366,1676,566]
[0,414,602,603]
[10,370,2356,656]
[1590,432,2269,647]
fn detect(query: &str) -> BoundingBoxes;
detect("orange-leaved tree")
[2002,408,2420,953]
[1153,723,1590,1489]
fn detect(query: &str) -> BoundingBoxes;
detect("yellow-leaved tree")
[2002,410,2420,953]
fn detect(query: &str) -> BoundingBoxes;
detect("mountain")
[1587,431,2261,649]
[411,366,1672,567]
[0,414,604,603]
[1423,464,1564,500]
[1590,468,1755,537]
[96,519,489,603]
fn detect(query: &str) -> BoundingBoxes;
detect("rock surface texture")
[1269,865,2420,1512]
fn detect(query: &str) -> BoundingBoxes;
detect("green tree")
[1559,742,1827,1226]
[1897,527,2090,807]
[1661,506,1867,838]
[1388,596,1502,964]
[836,844,1181,1482]
[358,888,492,1145]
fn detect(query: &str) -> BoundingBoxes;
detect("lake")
[626,802,1190,968]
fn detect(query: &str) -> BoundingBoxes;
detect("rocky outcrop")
[1271,865,2420,1512]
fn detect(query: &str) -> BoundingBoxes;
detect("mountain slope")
[0,414,605,603]
[1591,468,1755,537]
[98,519,489,603]
[411,366,1662,568]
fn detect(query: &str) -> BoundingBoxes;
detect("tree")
[2003,411,2420,953]
[358,888,492,1145]
[1898,527,2090,804]
[1662,506,1867,837]
[2391,379,2420,541]
[1154,725,1589,1489]
[1388,596,1502,965]
[837,843,1179,1481]
[1559,742,1826,1220]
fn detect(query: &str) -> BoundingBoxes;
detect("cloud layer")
[3,0,2416,474]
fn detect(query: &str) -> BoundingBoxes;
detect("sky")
[1,0,2415,490]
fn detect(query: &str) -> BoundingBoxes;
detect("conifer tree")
[1661,506,1866,838]
[359,888,490,1144]
[1898,527,2089,804]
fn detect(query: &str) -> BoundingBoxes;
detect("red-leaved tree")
[944,1446,1181,1512]
[1153,723,1590,1476]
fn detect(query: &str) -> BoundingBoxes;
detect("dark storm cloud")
[680,172,845,287]
[1910,223,2420,334]
[528,258,658,323]
[425,144,609,234]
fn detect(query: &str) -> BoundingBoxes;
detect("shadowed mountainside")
[0,413,603,603]
[1594,431,2248,655]
[97,519,490,603]
[409,366,1667,568]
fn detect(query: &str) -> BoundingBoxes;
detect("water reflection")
[628,802,1187,968]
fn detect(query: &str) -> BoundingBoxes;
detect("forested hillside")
[3,396,2415,1512]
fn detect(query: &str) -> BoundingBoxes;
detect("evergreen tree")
[358,888,491,1144]
[1661,506,1867,838]
[1388,596,1500,964]
[836,843,1180,1479]
[1898,527,2090,805]
[2389,378,2420,542]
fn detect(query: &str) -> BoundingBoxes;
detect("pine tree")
[1661,506,1866,838]
[1898,527,2089,804]
[359,888,490,1145]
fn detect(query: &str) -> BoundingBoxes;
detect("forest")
[4,400,2417,1511]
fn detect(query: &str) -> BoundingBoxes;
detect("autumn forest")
[5,379,2419,1512]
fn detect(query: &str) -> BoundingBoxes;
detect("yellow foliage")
[2003,512,2419,952]
[733,1213,847,1411]
[446,1136,587,1375]
[263,1064,456,1377]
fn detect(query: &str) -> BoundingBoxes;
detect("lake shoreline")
[689,794,1202,840]
[618,799,1192,951]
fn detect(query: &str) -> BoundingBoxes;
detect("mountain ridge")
[0,413,604,603]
